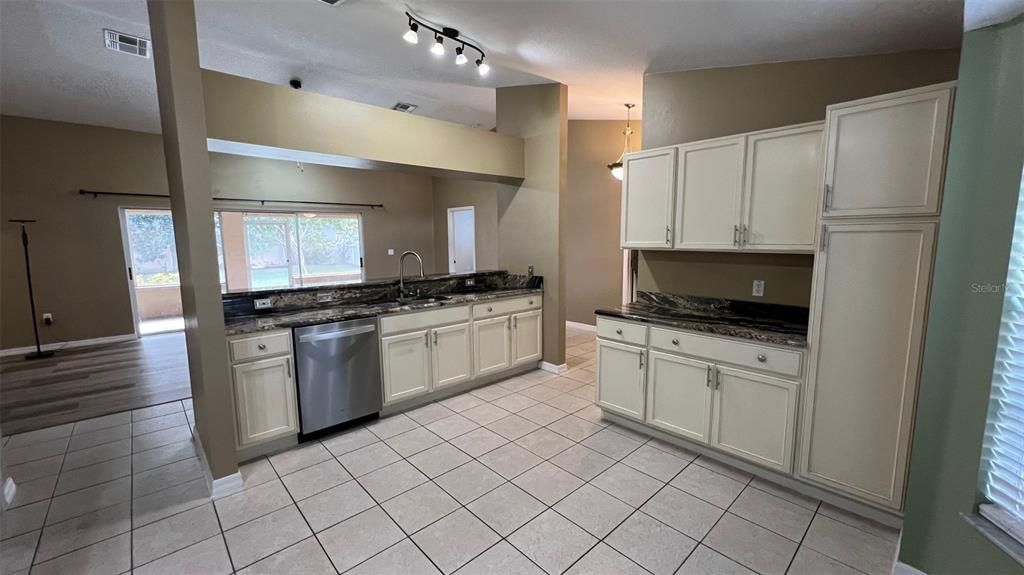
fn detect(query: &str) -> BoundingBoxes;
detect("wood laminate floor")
[0,332,191,435]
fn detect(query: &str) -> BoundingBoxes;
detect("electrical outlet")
[316,292,333,303]
[752,280,765,297]
[388,248,395,256]
[42,313,53,325]
[465,278,475,286]
[254,298,273,310]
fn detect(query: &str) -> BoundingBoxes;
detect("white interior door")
[448,207,476,273]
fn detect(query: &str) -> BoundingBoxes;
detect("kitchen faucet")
[398,251,424,298]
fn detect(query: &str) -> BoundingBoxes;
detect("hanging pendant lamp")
[607,103,635,181]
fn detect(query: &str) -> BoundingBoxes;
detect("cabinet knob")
[671,338,679,346]
[528,299,534,305]
[487,306,493,312]
[757,353,767,363]
[257,343,267,351]
[615,328,623,335]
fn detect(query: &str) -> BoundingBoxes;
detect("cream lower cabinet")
[711,366,798,472]
[228,330,299,449]
[474,316,511,377]
[645,351,712,443]
[432,323,472,389]
[596,339,646,421]
[512,310,543,365]
[382,330,432,404]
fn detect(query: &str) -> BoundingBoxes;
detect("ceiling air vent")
[317,0,346,5]
[104,29,151,59]
[392,102,419,113]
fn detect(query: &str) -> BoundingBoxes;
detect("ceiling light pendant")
[431,35,445,56]
[608,103,636,181]
[403,21,419,44]
[455,46,468,65]
[476,58,490,76]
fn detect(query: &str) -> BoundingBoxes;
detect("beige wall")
[496,84,569,365]
[431,177,499,274]
[0,116,437,349]
[565,121,639,324]
[637,49,961,305]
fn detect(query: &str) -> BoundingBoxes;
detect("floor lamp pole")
[9,219,53,360]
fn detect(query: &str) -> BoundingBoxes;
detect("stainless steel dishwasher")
[293,317,382,435]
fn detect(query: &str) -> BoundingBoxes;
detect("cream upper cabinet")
[799,222,936,509]
[474,315,511,377]
[711,366,798,472]
[823,84,954,218]
[674,137,746,250]
[645,351,712,443]
[511,310,543,366]
[596,339,646,421]
[382,329,432,404]
[621,148,677,249]
[743,124,823,251]
[232,355,298,448]
[431,322,472,389]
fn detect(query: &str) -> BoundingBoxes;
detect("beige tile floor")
[0,326,901,575]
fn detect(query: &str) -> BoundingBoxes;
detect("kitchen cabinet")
[511,310,543,366]
[645,351,712,442]
[431,323,472,389]
[799,222,935,509]
[822,84,954,218]
[382,330,432,404]
[474,315,512,377]
[620,148,676,249]
[711,366,798,472]
[674,137,746,250]
[596,339,646,421]
[232,355,298,448]
[743,124,823,250]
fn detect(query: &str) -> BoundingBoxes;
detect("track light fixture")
[402,12,488,75]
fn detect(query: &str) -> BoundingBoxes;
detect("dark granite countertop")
[596,292,809,349]
[225,288,543,336]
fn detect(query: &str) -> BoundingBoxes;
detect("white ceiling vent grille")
[104,29,150,59]
[392,102,418,113]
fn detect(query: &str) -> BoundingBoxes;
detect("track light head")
[476,58,490,76]
[455,46,468,65]
[431,35,445,56]
[403,22,419,44]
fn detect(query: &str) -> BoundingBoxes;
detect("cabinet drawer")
[597,317,647,347]
[472,295,541,320]
[380,305,470,336]
[650,328,801,378]
[229,330,292,363]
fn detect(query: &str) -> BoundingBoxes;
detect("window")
[217,210,364,292]
[125,209,179,286]
[980,172,1024,546]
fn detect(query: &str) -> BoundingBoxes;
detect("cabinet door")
[474,316,511,377]
[675,137,745,250]
[596,339,646,421]
[621,148,677,249]
[432,323,472,389]
[823,84,953,218]
[645,351,712,443]
[743,124,823,251]
[711,366,798,472]
[232,356,298,448]
[799,222,935,509]
[382,330,432,404]
[512,310,543,366]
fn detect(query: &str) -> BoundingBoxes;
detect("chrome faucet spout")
[399,251,425,297]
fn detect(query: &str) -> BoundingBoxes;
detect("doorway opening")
[447,206,477,274]
[120,208,185,335]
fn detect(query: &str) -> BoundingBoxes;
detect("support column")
[496,84,569,367]
[148,0,237,479]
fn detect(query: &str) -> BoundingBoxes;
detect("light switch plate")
[254,298,273,310]
[388,248,395,256]
[752,280,765,297]
[316,292,333,303]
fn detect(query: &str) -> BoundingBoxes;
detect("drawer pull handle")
[671,338,679,346]
[615,328,623,335]
[487,306,493,312]
[529,299,534,305]
[757,353,767,363]
[257,344,267,351]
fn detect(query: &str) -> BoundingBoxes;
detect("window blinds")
[981,173,1024,545]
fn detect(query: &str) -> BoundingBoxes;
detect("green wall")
[901,15,1024,575]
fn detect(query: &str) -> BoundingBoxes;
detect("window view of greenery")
[126,210,179,286]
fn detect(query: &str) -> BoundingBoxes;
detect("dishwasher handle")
[298,324,377,343]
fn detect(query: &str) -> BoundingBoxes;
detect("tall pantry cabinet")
[798,83,955,509]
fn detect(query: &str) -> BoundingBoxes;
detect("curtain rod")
[78,189,384,209]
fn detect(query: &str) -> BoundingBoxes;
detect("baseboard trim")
[566,321,596,332]
[210,472,244,498]
[540,361,568,374]
[893,561,927,575]
[3,477,16,509]
[0,334,137,358]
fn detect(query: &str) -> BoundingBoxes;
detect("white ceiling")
[0,0,964,134]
